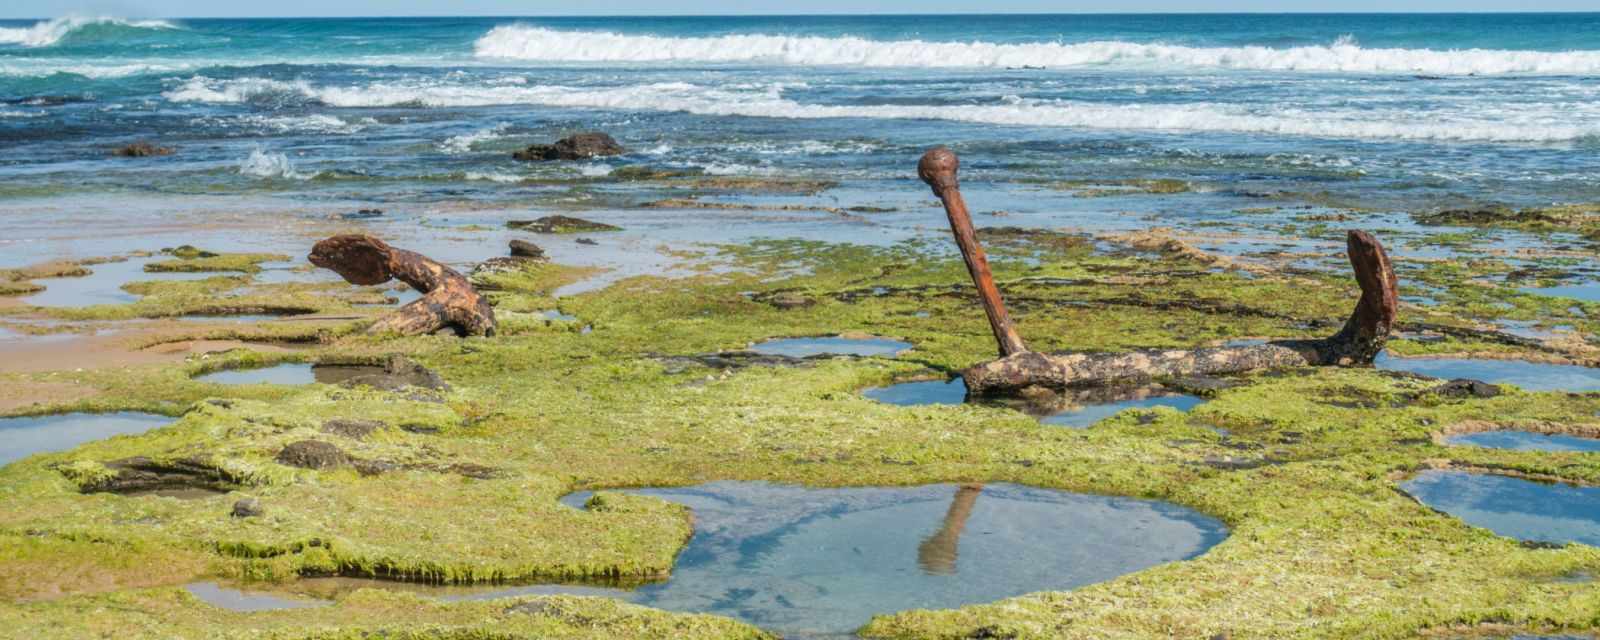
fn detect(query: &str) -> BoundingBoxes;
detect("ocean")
[1,13,1598,272]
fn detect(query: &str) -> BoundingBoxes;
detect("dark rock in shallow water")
[275,440,349,470]
[321,418,385,440]
[231,497,264,518]
[337,208,384,220]
[314,356,448,392]
[112,141,175,158]
[575,238,599,246]
[505,216,621,234]
[164,245,218,259]
[512,132,625,161]
[1428,378,1503,399]
[509,239,546,259]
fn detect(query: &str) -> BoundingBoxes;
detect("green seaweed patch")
[146,250,289,275]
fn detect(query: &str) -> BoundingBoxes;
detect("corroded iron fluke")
[310,234,496,337]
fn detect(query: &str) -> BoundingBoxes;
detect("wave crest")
[164,77,1599,143]
[0,15,178,48]
[473,26,1600,76]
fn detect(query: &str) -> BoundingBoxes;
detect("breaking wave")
[239,148,310,180]
[0,15,179,48]
[164,77,1598,143]
[474,26,1600,76]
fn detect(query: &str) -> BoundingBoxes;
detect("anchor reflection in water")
[918,483,983,575]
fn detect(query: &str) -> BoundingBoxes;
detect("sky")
[4,0,1599,19]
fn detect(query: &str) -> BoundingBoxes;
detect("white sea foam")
[440,123,509,154]
[473,26,1600,76]
[463,171,525,183]
[0,15,178,48]
[165,77,1600,143]
[239,148,309,180]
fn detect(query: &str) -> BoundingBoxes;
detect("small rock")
[504,215,621,234]
[231,497,264,518]
[275,440,349,470]
[352,459,397,477]
[509,239,546,259]
[575,237,598,246]
[165,245,218,259]
[512,132,625,162]
[338,208,384,220]
[112,141,174,158]
[768,292,815,310]
[321,419,385,440]
[1428,378,1502,399]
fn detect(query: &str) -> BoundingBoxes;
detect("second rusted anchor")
[919,146,1400,395]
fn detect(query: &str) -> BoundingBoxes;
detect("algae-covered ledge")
[2,232,1600,639]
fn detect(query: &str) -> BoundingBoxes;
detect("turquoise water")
[1403,470,1600,548]
[561,482,1227,636]
[2,13,1598,214]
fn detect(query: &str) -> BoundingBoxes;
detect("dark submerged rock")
[504,215,622,234]
[275,440,349,470]
[509,239,546,259]
[512,132,625,161]
[112,141,175,158]
[1428,378,1503,399]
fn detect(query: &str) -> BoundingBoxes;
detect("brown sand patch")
[0,381,97,413]
[0,332,305,374]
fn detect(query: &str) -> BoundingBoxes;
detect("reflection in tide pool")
[1402,470,1600,547]
[864,377,967,406]
[0,412,173,466]
[195,363,316,385]
[1375,352,1600,392]
[566,481,1227,636]
[1447,431,1600,453]
[1041,393,1205,428]
[751,336,911,358]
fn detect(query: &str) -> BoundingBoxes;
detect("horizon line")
[6,10,1600,20]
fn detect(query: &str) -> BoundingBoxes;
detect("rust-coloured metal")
[309,234,496,337]
[960,229,1401,394]
[920,147,1028,358]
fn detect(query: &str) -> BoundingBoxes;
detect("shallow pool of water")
[541,309,578,321]
[561,481,1227,636]
[194,363,397,386]
[863,377,967,406]
[751,336,911,359]
[194,363,316,385]
[1522,283,1600,303]
[1376,352,1600,392]
[1402,470,1600,547]
[0,412,172,466]
[184,582,330,611]
[1042,393,1206,428]
[1447,431,1600,453]
[21,256,217,307]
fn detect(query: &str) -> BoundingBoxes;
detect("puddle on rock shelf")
[1040,391,1206,428]
[196,363,408,386]
[864,377,967,406]
[195,363,317,385]
[1522,282,1600,303]
[541,309,578,321]
[184,582,330,611]
[1376,352,1600,392]
[21,257,217,307]
[751,336,911,358]
[1447,431,1600,453]
[557,482,1227,637]
[0,412,173,466]
[1402,470,1600,547]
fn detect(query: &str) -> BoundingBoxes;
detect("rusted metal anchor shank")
[920,147,1027,358]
